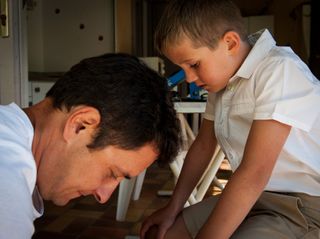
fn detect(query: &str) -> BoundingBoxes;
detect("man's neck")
[22,98,54,167]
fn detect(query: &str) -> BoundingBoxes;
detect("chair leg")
[132,169,146,201]
[116,177,137,221]
[213,177,225,190]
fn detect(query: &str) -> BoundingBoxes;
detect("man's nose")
[94,180,120,204]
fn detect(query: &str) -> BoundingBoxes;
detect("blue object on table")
[167,69,203,100]
[167,69,186,88]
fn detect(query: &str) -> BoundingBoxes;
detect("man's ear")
[63,106,101,141]
[222,31,241,55]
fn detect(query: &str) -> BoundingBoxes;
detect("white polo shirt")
[204,29,320,196]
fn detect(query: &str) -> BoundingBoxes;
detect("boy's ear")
[223,31,241,54]
[63,106,101,141]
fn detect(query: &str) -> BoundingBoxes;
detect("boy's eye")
[190,62,199,68]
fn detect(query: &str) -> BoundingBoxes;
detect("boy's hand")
[140,205,179,239]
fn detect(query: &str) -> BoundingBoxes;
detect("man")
[0,53,180,239]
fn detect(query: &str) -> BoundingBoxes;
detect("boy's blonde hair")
[154,0,247,53]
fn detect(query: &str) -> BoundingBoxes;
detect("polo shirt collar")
[230,29,276,83]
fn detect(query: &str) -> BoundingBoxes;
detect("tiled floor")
[32,161,231,239]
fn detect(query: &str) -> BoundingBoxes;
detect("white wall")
[0,31,15,104]
[0,0,28,106]
[27,0,44,71]
[28,0,115,72]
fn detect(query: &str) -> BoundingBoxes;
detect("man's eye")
[111,172,126,182]
[110,171,118,180]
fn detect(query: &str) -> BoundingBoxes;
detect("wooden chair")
[169,113,225,207]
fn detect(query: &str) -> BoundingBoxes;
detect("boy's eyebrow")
[180,58,196,64]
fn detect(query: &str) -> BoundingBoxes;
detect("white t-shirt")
[0,103,43,239]
[204,29,320,196]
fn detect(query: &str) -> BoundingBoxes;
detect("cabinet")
[28,72,60,105]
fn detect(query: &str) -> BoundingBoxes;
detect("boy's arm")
[167,118,217,213]
[196,119,291,239]
[141,118,217,238]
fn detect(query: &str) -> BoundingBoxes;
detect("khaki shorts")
[182,191,320,238]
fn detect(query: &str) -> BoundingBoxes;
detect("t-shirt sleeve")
[203,92,216,121]
[253,57,320,132]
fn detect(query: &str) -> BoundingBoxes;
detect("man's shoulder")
[0,103,34,149]
[0,103,36,198]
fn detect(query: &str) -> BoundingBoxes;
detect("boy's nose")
[94,180,120,204]
[185,75,198,83]
[184,70,198,83]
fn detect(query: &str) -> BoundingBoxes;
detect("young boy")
[141,0,320,238]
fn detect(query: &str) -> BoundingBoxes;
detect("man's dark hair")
[46,53,181,165]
